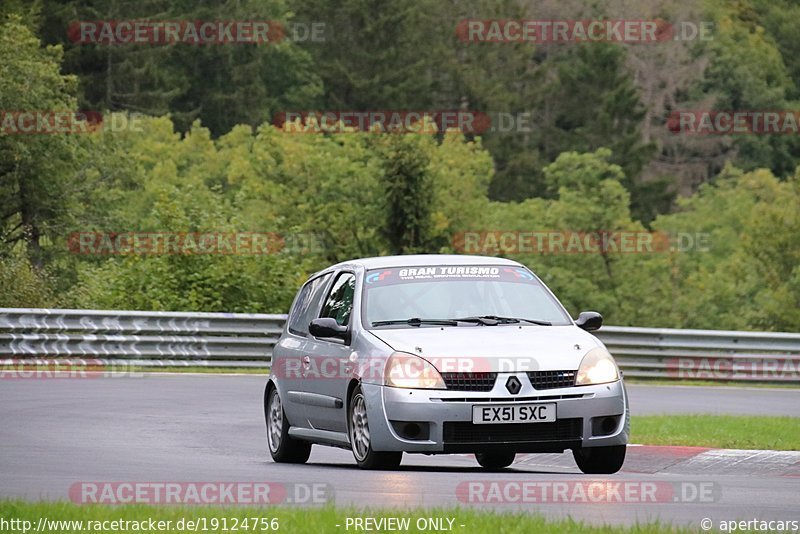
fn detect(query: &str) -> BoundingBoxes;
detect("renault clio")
[264,255,629,472]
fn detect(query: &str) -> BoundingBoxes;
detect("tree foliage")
[0,16,83,267]
[1,1,799,333]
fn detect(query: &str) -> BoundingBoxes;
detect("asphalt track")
[1,375,798,529]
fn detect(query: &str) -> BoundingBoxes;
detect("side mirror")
[309,317,350,342]
[575,311,603,332]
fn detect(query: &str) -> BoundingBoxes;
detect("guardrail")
[0,308,284,369]
[1,308,798,382]
[598,326,800,383]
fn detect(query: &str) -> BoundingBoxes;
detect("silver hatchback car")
[264,255,629,472]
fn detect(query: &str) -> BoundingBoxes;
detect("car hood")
[368,325,603,372]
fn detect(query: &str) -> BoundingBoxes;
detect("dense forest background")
[1,0,799,331]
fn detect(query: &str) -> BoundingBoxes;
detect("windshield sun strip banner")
[364,265,538,286]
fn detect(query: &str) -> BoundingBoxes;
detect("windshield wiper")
[452,315,552,326]
[371,316,552,327]
[371,318,459,327]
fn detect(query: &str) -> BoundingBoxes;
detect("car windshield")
[362,265,572,328]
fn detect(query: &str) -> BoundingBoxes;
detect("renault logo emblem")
[505,376,521,395]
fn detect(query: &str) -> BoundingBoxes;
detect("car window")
[320,272,356,326]
[287,273,331,335]
[362,265,572,327]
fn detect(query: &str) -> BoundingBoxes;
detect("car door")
[273,272,332,428]
[303,271,357,432]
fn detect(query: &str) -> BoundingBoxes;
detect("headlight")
[576,347,619,386]
[384,352,446,389]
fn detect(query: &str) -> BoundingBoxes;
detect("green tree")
[427,130,494,250]
[0,16,82,267]
[66,117,311,312]
[35,0,323,136]
[0,253,56,307]
[539,44,659,222]
[474,149,645,320]
[375,134,436,254]
[291,0,450,111]
[621,164,800,331]
[697,6,800,178]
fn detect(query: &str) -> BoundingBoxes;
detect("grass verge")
[0,501,692,534]
[631,415,800,450]
[626,378,799,389]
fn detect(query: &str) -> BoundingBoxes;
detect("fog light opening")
[390,420,430,440]
[404,423,421,438]
[601,416,617,435]
[591,415,621,437]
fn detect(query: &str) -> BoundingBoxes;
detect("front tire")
[265,386,311,464]
[573,445,626,474]
[349,386,402,470]
[475,451,516,470]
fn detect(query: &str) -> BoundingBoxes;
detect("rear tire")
[349,386,402,470]
[573,445,626,474]
[475,451,516,470]
[265,385,311,464]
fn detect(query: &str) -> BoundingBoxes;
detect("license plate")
[472,402,556,424]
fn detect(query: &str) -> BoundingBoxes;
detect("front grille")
[435,393,588,403]
[527,370,576,390]
[442,372,497,391]
[443,418,582,444]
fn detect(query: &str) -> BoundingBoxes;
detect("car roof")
[328,254,524,271]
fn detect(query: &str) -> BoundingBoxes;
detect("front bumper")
[361,373,629,453]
